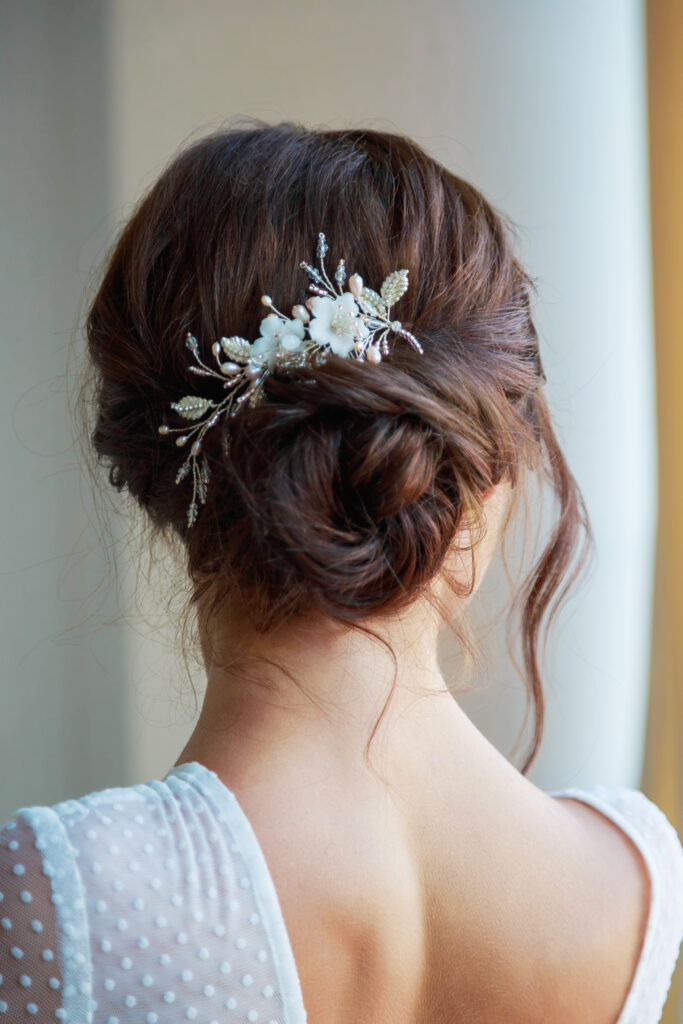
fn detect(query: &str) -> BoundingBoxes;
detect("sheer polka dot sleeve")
[0,806,94,1023]
[2,764,308,1024]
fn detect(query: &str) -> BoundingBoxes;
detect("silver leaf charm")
[220,336,251,363]
[170,395,214,420]
[380,269,409,309]
[357,287,387,319]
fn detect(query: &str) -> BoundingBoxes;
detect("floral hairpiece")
[158,232,424,528]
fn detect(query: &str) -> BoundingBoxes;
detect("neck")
[177,596,466,784]
[176,482,510,785]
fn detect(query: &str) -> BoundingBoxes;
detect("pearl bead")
[175,435,188,446]
[190,441,201,456]
[220,361,240,375]
[245,365,260,379]
[305,297,315,311]
[260,295,272,307]
[291,305,310,322]
[391,320,402,330]
[158,425,169,434]
[212,342,221,356]
[366,346,381,364]
[349,274,363,298]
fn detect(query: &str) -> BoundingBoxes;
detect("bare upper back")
[228,752,651,1024]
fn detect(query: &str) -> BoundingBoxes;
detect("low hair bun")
[209,358,459,620]
[343,413,441,524]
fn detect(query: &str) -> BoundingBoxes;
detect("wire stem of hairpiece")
[316,232,338,295]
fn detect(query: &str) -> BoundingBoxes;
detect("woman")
[1,121,681,1023]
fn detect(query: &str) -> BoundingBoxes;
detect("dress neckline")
[545,786,657,1023]
[163,759,308,1024]
[166,762,656,1024]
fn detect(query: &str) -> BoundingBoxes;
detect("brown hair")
[80,119,594,773]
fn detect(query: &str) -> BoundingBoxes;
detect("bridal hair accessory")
[158,232,424,528]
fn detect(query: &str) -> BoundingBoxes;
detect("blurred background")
[1,0,681,1018]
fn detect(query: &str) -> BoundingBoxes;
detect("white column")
[0,0,128,817]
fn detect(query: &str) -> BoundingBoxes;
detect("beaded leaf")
[219,337,251,362]
[357,288,387,319]
[170,396,214,420]
[380,269,409,308]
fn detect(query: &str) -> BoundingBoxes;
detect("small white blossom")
[250,314,305,367]
[307,292,369,356]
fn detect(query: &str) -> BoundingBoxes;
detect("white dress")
[0,760,681,1023]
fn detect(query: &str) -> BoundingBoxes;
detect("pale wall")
[106,0,655,789]
[0,0,656,810]
[0,0,128,818]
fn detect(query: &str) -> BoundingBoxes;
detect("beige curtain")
[643,1,683,1020]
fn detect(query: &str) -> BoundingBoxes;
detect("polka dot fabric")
[0,762,307,1023]
[0,808,67,1022]
[2,766,682,1023]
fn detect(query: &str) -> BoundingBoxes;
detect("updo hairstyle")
[80,120,593,772]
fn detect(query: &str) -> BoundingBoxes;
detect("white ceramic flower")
[307,292,369,356]
[251,314,306,366]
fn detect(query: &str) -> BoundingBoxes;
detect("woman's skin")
[176,481,651,1023]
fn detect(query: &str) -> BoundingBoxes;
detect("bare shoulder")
[545,793,652,1021]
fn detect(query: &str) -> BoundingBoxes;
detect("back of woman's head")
[82,119,593,772]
